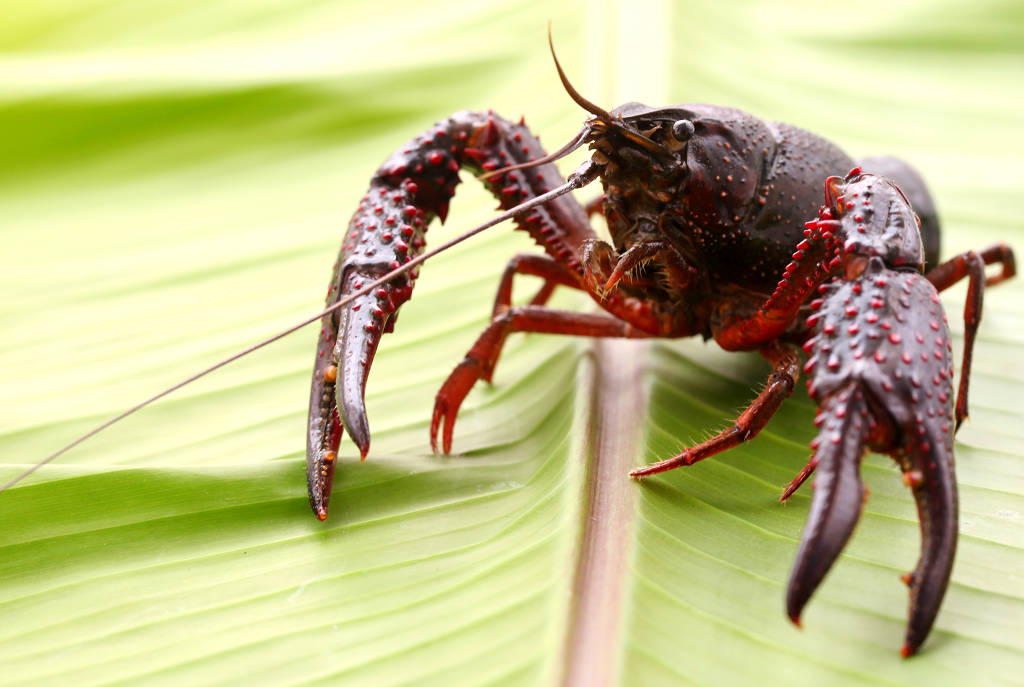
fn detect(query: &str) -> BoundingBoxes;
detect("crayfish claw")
[333,271,397,462]
[307,206,420,517]
[901,440,957,657]
[307,310,344,518]
[785,387,868,626]
[798,227,959,653]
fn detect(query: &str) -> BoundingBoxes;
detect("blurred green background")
[1,1,1022,685]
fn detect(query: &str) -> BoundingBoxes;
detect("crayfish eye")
[670,119,695,142]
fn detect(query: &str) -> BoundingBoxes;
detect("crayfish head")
[585,104,689,179]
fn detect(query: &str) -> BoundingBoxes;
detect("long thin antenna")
[479,126,588,181]
[548,24,611,120]
[0,162,600,495]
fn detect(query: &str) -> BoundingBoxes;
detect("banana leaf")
[1,1,1021,685]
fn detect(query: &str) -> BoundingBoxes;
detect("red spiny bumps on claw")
[804,258,955,446]
[802,260,958,663]
[323,365,337,383]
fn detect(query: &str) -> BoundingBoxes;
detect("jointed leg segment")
[431,305,650,453]
[630,344,802,477]
[925,243,1015,428]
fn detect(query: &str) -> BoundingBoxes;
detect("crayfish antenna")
[547,23,612,121]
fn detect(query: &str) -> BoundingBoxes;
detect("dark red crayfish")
[306,44,1015,656]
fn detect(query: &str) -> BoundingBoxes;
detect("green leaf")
[1,1,1021,685]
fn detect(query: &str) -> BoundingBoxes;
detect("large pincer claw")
[306,110,599,519]
[788,255,958,656]
[306,175,425,520]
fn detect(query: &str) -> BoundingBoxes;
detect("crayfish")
[305,38,1015,656]
[8,34,1012,659]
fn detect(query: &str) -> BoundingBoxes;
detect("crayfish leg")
[779,455,817,503]
[629,344,801,476]
[924,244,1016,429]
[431,307,650,454]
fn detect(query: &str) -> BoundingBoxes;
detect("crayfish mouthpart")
[603,241,662,292]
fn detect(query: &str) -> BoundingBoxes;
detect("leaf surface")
[1,1,1021,685]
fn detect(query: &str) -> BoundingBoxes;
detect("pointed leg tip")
[316,506,329,521]
[628,456,687,478]
[440,419,454,455]
[900,643,916,659]
[787,611,803,629]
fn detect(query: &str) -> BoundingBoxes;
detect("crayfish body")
[307,48,1014,655]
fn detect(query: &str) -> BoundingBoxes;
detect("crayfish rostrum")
[306,39,1015,656]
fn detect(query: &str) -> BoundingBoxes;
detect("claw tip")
[788,612,802,629]
[316,506,328,521]
[900,643,916,659]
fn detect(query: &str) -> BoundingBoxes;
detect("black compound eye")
[671,119,695,142]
